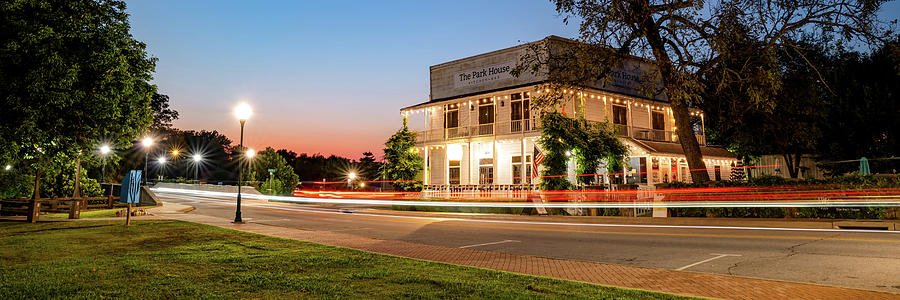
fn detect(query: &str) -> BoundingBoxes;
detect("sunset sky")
[127,0,577,159]
[127,1,899,159]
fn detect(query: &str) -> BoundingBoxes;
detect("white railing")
[415,120,704,146]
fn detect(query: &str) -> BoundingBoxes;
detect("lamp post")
[157,156,167,181]
[246,148,256,188]
[348,172,356,189]
[234,102,252,224]
[99,144,111,183]
[192,154,203,183]
[171,149,180,179]
[142,137,153,185]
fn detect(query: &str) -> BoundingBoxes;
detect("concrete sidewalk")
[148,204,900,300]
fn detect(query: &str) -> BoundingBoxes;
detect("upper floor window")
[612,105,627,125]
[444,103,459,129]
[478,98,494,124]
[510,93,530,121]
[651,110,665,130]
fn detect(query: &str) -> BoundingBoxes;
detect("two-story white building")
[401,36,738,190]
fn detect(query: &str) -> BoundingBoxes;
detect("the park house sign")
[453,62,515,89]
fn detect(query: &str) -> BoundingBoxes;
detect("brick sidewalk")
[156,212,899,300]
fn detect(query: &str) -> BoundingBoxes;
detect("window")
[479,158,493,184]
[612,105,628,125]
[444,104,459,129]
[449,160,461,185]
[510,93,531,132]
[651,111,665,130]
[478,98,494,124]
[714,165,721,181]
[512,156,523,184]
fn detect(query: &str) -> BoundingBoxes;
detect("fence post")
[107,194,114,209]
[26,199,40,223]
[68,199,80,219]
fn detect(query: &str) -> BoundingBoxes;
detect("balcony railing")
[414,120,704,146]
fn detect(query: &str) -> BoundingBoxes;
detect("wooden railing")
[0,195,126,223]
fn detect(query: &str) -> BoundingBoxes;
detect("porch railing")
[414,120,704,146]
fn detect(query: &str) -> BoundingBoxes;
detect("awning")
[628,138,737,159]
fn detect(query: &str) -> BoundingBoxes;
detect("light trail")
[152,187,900,208]
[154,191,900,235]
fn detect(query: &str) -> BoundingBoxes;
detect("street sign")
[267,169,275,173]
[120,170,141,204]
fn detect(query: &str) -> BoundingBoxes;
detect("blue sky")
[126,0,899,158]
[127,0,577,158]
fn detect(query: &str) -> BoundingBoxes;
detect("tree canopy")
[251,147,299,195]
[521,0,893,182]
[383,117,423,191]
[1,0,157,197]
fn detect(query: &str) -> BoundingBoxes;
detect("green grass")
[43,206,159,219]
[0,220,690,299]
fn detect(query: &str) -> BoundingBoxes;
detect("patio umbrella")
[859,157,871,175]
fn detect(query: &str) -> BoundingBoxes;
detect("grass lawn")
[0,220,690,299]
[43,205,158,219]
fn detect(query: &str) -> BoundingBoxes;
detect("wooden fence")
[0,195,129,223]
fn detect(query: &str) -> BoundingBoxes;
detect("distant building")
[401,36,737,190]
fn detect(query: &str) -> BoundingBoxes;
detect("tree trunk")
[783,153,800,178]
[672,104,710,182]
[72,158,82,198]
[32,168,41,200]
[638,4,710,183]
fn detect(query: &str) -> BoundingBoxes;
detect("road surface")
[155,191,900,293]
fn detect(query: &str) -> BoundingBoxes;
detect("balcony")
[414,120,703,146]
[413,119,540,144]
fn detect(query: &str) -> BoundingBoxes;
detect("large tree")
[524,0,891,182]
[0,0,157,196]
[383,117,423,191]
[251,147,299,195]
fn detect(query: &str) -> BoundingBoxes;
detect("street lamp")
[348,172,356,189]
[192,154,203,183]
[157,156,167,181]
[246,148,256,186]
[142,137,154,185]
[234,102,252,224]
[4,165,10,171]
[99,144,111,183]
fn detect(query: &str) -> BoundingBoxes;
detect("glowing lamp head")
[234,102,252,121]
[348,172,356,180]
[99,145,111,155]
[157,157,167,164]
[171,150,180,156]
[246,148,256,159]
[4,165,10,171]
[193,155,203,162]
[142,137,153,147]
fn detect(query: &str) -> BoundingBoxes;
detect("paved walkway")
[147,204,899,300]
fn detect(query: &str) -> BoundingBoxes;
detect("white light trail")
[151,187,900,208]
[154,191,900,235]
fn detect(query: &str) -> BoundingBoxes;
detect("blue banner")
[120,170,142,204]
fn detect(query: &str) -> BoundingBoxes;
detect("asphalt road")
[156,192,900,293]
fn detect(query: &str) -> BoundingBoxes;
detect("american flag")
[532,146,544,178]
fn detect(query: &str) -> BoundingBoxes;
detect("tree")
[522,0,892,182]
[817,39,900,174]
[150,92,179,130]
[250,147,299,195]
[0,0,157,197]
[703,38,828,178]
[383,117,423,191]
[358,152,381,181]
[538,112,626,190]
[276,149,298,170]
